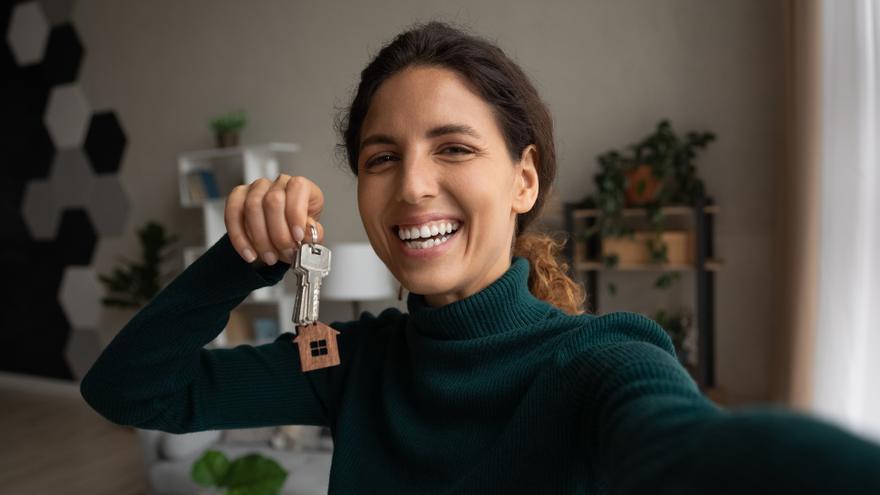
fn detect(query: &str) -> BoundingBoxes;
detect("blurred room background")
[1,0,877,493]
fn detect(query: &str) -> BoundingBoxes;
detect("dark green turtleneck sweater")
[80,233,880,494]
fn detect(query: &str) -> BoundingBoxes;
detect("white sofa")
[136,427,333,495]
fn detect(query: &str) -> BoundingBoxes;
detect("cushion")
[158,429,222,460]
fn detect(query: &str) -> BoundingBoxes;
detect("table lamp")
[320,242,396,320]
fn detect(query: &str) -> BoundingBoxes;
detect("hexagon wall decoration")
[1,4,132,381]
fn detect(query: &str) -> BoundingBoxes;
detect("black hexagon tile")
[55,207,97,266]
[84,111,127,174]
[41,22,82,85]
[4,115,56,181]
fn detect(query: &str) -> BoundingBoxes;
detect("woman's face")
[356,65,539,307]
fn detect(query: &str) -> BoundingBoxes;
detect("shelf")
[564,196,719,389]
[178,142,302,162]
[178,142,302,208]
[571,204,719,219]
[575,258,724,272]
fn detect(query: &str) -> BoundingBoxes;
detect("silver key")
[291,226,331,328]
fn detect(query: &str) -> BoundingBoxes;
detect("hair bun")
[513,231,588,315]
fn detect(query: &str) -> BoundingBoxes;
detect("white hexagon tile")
[22,178,62,240]
[86,174,130,236]
[49,148,95,207]
[59,266,103,329]
[45,83,92,148]
[7,1,49,66]
[64,328,105,381]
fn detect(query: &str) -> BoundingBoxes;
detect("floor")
[0,384,147,495]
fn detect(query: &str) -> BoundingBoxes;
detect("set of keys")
[290,223,341,372]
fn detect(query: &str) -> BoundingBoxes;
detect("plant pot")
[215,131,239,148]
[624,164,661,207]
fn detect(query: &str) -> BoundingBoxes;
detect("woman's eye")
[365,154,396,168]
[441,146,472,155]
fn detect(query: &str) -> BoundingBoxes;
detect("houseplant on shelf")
[98,220,180,309]
[97,221,179,337]
[210,110,247,148]
[577,119,716,295]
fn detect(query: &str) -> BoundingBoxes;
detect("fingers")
[225,184,257,263]
[286,176,324,246]
[264,175,298,263]
[225,174,326,266]
[243,178,278,265]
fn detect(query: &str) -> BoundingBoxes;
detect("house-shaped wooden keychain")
[293,322,341,372]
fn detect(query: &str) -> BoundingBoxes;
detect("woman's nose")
[396,155,439,204]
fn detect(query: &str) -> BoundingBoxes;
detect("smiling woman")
[80,19,880,495]
[336,25,586,312]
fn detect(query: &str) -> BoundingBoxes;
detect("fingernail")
[283,248,295,260]
[262,251,277,265]
[293,225,304,243]
[243,249,256,263]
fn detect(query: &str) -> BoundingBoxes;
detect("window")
[310,339,329,357]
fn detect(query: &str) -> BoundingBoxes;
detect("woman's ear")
[512,144,540,214]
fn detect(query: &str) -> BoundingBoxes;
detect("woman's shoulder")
[549,310,678,368]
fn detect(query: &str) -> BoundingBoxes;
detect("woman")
[82,21,880,493]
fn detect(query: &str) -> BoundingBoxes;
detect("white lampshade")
[320,242,396,301]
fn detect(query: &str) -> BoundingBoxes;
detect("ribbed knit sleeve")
[577,312,880,494]
[80,233,333,433]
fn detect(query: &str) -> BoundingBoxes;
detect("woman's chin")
[399,276,457,300]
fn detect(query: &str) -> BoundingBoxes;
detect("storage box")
[601,230,694,265]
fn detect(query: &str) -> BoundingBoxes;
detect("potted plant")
[192,449,288,495]
[97,221,179,332]
[578,119,716,295]
[210,110,247,148]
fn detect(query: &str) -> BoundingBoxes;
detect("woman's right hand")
[225,174,325,266]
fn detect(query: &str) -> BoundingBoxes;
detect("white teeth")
[396,220,461,241]
[403,234,453,250]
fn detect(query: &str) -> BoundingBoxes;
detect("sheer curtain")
[812,0,880,442]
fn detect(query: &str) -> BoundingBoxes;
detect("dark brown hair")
[334,20,586,315]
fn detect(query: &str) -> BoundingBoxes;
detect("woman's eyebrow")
[360,123,482,151]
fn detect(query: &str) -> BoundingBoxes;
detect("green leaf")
[192,450,230,487]
[224,454,288,495]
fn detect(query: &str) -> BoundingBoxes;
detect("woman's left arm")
[575,315,880,494]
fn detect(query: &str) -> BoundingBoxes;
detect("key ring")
[307,223,318,252]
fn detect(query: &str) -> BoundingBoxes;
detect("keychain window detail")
[310,339,329,356]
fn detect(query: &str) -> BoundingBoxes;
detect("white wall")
[74,0,785,403]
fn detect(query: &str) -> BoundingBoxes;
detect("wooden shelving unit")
[563,194,722,391]
[177,142,302,348]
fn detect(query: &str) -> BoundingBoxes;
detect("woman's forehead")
[361,67,499,142]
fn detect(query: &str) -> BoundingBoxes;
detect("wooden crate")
[601,230,694,264]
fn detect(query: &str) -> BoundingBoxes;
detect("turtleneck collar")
[405,256,553,340]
